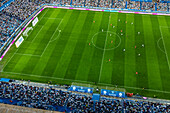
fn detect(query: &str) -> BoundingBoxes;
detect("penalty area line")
[31,25,44,43]
[159,26,170,70]
[41,19,63,57]
[1,9,50,72]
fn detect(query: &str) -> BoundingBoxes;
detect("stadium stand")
[0,103,61,113]
[0,1,170,111]
[0,80,169,112]
[0,0,9,7]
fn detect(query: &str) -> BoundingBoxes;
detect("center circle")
[91,31,121,50]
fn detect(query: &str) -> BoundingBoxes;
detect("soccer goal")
[23,27,33,37]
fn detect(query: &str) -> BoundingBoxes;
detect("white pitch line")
[15,53,40,57]
[160,26,170,70]
[98,82,170,94]
[30,9,50,42]
[25,9,49,42]
[1,71,94,84]
[2,70,170,94]
[43,17,61,20]
[98,14,111,82]
[1,9,50,71]
[41,19,63,57]
[31,25,44,42]
[1,48,19,72]
[157,38,165,53]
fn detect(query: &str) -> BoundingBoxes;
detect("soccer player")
[142,44,144,47]
[138,32,140,35]
[123,49,125,52]
[102,29,103,32]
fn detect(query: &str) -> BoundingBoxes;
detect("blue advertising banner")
[101,89,126,98]
[0,0,14,11]
[131,0,152,2]
[160,0,170,3]
[68,85,93,93]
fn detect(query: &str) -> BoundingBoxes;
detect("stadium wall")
[1,4,170,61]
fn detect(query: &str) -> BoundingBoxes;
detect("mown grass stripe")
[150,15,169,98]
[42,10,85,77]
[21,10,64,75]
[134,14,148,90]
[111,13,126,86]
[99,13,118,84]
[142,15,162,91]
[9,9,55,73]
[75,11,103,81]
[3,9,50,72]
[124,14,136,87]
[32,10,74,76]
[64,11,95,80]
[157,16,170,93]
[51,10,84,78]
[87,12,110,83]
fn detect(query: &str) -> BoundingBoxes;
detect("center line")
[98,14,111,83]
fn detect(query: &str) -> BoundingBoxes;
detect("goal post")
[23,27,33,37]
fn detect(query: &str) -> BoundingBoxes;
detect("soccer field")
[1,8,170,99]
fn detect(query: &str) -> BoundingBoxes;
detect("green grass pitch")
[0,8,170,99]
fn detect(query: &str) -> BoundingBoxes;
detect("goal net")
[23,27,33,37]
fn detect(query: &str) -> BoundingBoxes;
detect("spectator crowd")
[0,0,169,49]
[0,81,169,112]
[0,0,9,7]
